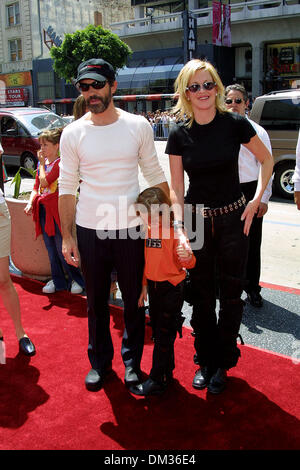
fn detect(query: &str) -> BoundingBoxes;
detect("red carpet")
[0,275,299,450]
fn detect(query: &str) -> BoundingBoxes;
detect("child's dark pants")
[147,279,184,383]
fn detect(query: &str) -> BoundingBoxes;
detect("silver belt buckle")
[201,207,210,218]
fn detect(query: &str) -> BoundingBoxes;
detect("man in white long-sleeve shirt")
[292,130,300,210]
[225,84,273,308]
[58,59,168,391]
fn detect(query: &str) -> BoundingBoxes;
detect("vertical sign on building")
[212,1,222,46]
[183,10,197,63]
[222,4,231,47]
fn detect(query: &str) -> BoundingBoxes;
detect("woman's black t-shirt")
[165,111,256,207]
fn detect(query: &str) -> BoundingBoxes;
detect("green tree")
[50,24,132,83]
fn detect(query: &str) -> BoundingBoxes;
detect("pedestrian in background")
[293,129,300,210]
[24,128,85,295]
[73,95,87,120]
[224,84,273,308]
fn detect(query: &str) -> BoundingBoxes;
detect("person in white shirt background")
[0,142,36,363]
[225,84,273,308]
[58,59,168,392]
[292,129,300,210]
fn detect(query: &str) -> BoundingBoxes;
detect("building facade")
[111,0,300,103]
[0,0,299,114]
[0,0,133,113]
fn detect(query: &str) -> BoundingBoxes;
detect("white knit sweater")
[59,109,166,230]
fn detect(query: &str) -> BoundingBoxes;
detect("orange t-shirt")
[142,226,196,286]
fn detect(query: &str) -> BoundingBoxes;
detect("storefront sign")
[266,42,300,77]
[44,25,62,49]
[183,10,197,63]
[0,71,32,87]
[4,87,28,106]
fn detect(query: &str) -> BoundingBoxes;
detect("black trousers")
[76,225,145,372]
[240,181,264,294]
[189,206,249,370]
[147,280,184,382]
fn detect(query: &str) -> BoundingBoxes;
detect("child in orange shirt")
[130,187,196,396]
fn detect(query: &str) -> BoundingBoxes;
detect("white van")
[250,89,300,199]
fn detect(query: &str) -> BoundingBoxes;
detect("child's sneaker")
[0,338,6,365]
[71,281,83,294]
[42,280,56,294]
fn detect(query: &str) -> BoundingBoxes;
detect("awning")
[116,63,183,91]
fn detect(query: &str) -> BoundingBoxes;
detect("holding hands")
[176,232,193,263]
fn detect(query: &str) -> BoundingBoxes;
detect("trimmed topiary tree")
[50,24,132,83]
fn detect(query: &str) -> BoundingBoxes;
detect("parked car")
[250,89,300,199]
[62,115,74,125]
[0,107,66,170]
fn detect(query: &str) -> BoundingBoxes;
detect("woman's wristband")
[173,220,185,231]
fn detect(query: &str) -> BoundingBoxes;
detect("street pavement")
[5,140,300,359]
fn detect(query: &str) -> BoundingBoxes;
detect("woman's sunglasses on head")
[76,80,107,92]
[186,82,216,93]
[225,98,243,104]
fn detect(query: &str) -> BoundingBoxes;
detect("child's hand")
[24,203,32,215]
[138,285,148,307]
[37,150,45,165]
[176,240,193,260]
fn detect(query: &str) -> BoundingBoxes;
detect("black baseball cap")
[75,58,115,84]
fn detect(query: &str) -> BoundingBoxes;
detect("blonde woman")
[166,60,273,394]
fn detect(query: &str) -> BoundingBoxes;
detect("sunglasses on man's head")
[76,80,107,92]
[225,98,243,104]
[186,82,216,93]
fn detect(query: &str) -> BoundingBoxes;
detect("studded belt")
[191,194,246,218]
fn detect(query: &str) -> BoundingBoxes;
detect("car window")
[260,99,300,131]
[0,116,29,136]
[17,112,66,136]
[1,117,17,134]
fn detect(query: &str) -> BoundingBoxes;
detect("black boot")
[247,291,263,308]
[192,366,215,390]
[207,368,227,394]
[130,378,166,396]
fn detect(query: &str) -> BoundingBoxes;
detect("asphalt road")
[4,140,300,358]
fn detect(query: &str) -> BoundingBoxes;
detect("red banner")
[212,1,222,46]
[222,4,231,47]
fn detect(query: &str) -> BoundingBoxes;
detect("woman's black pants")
[147,280,184,382]
[76,225,145,373]
[189,207,249,370]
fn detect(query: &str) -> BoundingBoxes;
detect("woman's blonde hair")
[38,127,64,145]
[172,59,227,127]
[73,95,86,120]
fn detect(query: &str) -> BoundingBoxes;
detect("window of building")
[37,71,55,100]
[6,2,20,26]
[9,39,22,62]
